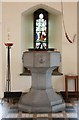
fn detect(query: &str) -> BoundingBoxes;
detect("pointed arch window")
[34,9,48,49]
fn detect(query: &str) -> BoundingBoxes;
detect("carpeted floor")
[1,93,79,120]
[1,100,78,120]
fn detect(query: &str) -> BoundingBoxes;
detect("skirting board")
[3,91,79,99]
[4,91,22,98]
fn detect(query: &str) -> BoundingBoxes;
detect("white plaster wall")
[49,14,56,48]
[62,2,77,91]
[62,2,77,75]
[0,2,3,98]
[1,2,77,97]
[77,1,79,91]
[21,13,33,52]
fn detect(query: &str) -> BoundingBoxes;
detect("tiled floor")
[0,98,79,120]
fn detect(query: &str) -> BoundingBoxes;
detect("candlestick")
[4,43,13,92]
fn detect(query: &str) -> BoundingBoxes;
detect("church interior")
[0,1,79,120]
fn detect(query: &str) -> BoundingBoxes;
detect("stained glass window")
[34,9,48,49]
